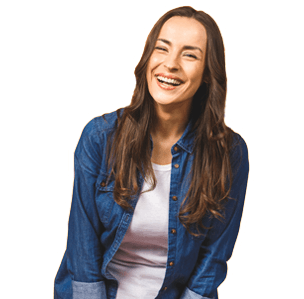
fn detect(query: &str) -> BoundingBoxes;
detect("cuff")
[180,287,213,299]
[72,280,106,299]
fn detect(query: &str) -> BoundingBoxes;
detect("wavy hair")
[107,6,233,236]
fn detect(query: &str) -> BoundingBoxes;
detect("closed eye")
[183,53,198,59]
[155,46,167,52]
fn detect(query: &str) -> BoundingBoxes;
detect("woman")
[54,6,249,299]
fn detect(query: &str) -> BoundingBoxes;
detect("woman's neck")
[151,100,192,143]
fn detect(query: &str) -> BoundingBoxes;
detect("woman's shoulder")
[230,130,249,174]
[74,108,123,159]
[79,107,125,141]
[231,131,248,154]
[82,108,124,137]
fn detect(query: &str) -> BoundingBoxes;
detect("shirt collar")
[176,118,195,154]
[149,118,196,154]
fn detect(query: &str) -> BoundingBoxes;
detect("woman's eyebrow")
[157,38,203,53]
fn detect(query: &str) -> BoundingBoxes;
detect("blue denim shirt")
[54,110,249,299]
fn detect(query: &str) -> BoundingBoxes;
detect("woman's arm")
[181,134,249,299]
[54,119,107,299]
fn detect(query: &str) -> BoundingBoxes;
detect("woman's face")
[146,16,207,108]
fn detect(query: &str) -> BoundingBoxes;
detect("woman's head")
[133,6,227,117]
[146,16,207,109]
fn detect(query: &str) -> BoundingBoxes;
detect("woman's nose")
[164,52,179,72]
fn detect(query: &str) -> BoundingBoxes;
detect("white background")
[46,0,256,299]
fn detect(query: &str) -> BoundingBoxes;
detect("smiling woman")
[54,6,249,299]
[147,17,207,106]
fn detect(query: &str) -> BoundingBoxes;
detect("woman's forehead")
[158,16,207,47]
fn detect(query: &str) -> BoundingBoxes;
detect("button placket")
[167,150,180,279]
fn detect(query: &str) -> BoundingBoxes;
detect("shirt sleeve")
[54,119,107,299]
[180,134,249,299]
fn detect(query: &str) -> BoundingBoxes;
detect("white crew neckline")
[152,162,171,171]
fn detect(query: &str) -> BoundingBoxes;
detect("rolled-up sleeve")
[181,134,249,299]
[72,281,106,299]
[181,287,213,299]
[54,119,107,299]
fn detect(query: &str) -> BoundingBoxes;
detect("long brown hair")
[107,6,233,236]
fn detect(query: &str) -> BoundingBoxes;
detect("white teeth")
[156,76,181,85]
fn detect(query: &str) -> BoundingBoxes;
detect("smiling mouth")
[155,75,182,87]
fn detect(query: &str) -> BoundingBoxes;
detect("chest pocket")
[95,172,115,226]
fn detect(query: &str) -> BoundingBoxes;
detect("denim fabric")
[180,287,214,299]
[72,281,106,299]
[54,109,249,299]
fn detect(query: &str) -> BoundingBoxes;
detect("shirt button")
[163,287,167,291]
[174,146,178,152]
[172,196,178,201]
[174,164,179,169]
[100,181,106,187]
[169,261,174,266]
[171,229,176,234]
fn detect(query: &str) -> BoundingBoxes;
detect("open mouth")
[155,75,182,87]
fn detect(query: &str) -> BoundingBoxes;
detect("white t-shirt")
[107,162,171,298]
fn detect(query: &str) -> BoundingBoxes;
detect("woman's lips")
[156,77,178,90]
[155,73,183,82]
[154,73,183,90]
